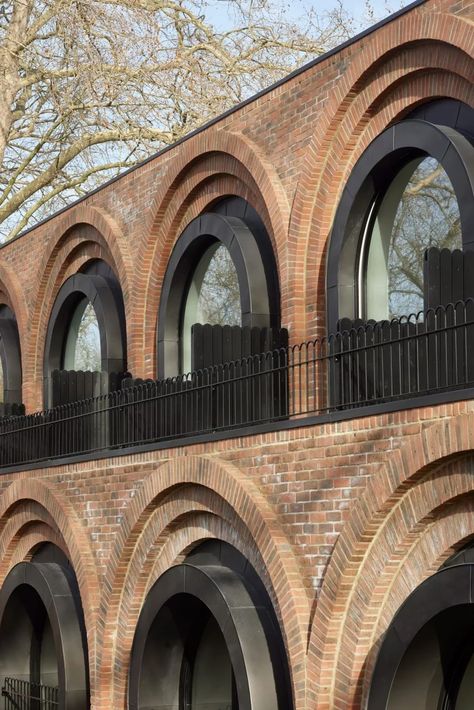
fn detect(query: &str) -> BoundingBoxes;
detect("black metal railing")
[2,678,58,709]
[1,300,474,468]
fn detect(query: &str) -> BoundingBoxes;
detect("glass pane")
[455,653,474,708]
[63,300,101,371]
[195,245,241,327]
[191,616,234,710]
[182,243,241,372]
[0,357,4,403]
[366,157,461,320]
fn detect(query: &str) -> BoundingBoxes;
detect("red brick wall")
[1,401,474,708]
[0,0,472,707]
[0,0,469,411]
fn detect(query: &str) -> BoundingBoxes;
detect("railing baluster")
[1,300,474,467]
[2,677,59,709]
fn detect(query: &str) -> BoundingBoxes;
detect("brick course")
[0,0,472,707]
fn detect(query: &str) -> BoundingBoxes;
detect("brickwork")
[0,402,472,707]
[0,0,472,707]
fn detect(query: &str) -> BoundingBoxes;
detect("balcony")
[1,299,474,470]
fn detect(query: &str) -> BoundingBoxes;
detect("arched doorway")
[129,542,293,710]
[368,561,474,709]
[0,552,89,710]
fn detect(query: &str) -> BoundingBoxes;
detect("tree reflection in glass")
[196,244,241,326]
[182,243,241,372]
[63,300,101,371]
[365,157,461,320]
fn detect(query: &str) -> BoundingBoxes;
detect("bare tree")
[72,302,102,371]
[196,244,241,326]
[0,0,361,240]
[387,158,461,318]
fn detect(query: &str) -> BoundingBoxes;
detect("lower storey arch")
[128,540,294,710]
[0,545,89,710]
[310,451,474,709]
[368,559,474,710]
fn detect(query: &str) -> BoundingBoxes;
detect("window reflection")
[182,243,241,373]
[191,616,235,710]
[365,157,461,320]
[63,299,101,371]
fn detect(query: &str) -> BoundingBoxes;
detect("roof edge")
[2,0,427,250]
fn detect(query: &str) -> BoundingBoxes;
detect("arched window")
[0,555,89,709]
[158,198,280,377]
[63,299,101,372]
[0,305,22,410]
[363,156,462,319]
[181,242,242,373]
[44,260,126,406]
[327,100,474,332]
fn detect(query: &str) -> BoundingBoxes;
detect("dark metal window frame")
[326,100,474,333]
[157,202,280,378]
[128,542,293,710]
[0,561,89,710]
[0,305,22,406]
[368,562,474,710]
[43,264,127,406]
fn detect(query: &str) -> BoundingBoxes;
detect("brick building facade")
[0,0,472,707]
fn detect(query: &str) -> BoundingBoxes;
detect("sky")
[205,0,410,33]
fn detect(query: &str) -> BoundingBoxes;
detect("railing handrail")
[1,298,474,468]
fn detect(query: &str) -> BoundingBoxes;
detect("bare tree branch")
[0,0,365,240]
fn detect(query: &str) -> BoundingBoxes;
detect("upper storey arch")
[43,258,127,406]
[36,204,132,303]
[287,12,474,340]
[157,197,280,377]
[0,262,27,409]
[326,99,474,330]
[25,206,131,410]
[133,131,290,377]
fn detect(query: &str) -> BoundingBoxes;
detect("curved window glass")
[0,358,4,404]
[191,615,235,709]
[63,299,101,371]
[364,157,461,320]
[182,243,241,372]
[455,653,474,708]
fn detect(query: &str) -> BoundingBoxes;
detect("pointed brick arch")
[0,261,28,344]
[97,455,309,710]
[24,204,132,409]
[287,12,474,341]
[0,261,28,406]
[310,412,474,708]
[0,478,99,666]
[132,131,290,376]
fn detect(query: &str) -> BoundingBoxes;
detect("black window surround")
[0,305,22,406]
[157,203,280,378]
[0,561,89,710]
[128,542,293,710]
[367,562,474,709]
[326,100,474,333]
[44,263,127,405]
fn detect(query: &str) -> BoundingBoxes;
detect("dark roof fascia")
[2,0,427,250]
